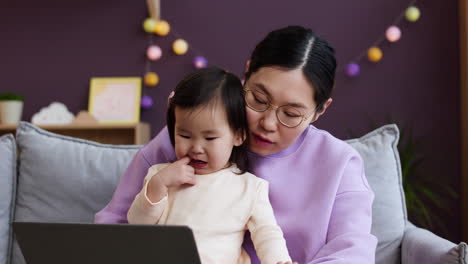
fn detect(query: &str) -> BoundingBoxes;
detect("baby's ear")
[233,130,246,147]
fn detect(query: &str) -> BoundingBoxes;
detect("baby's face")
[173,103,243,175]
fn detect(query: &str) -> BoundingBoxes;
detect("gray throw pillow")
[11,122,141,264]
[346,124,406,264]
[0,134,16,264]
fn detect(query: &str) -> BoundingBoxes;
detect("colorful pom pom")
[143,18,157,33]
[154,20,170,36]
[147,45,162,61]
[386,26,401,42]
[141,95,154,109]
[367,47,383,63]
[193,56,207,69]
[173,39,188,55]
[405,6,421,22]
[345,63,360,77]
[144,72,159,86]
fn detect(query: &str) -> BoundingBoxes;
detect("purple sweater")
[95,125,377,263]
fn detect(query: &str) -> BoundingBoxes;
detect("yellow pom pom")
[405,6,421,22]
[367,47,383,63]
[154,20,170,36]
[173,39,188,55]
[144,72,159,87]
[143,18,157,33]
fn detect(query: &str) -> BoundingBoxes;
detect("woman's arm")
[309,155,377,264]
[94,127,176,223]
[248,180,292,264]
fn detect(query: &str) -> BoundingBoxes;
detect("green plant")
[0,93,24,101]
[398,126,457,234]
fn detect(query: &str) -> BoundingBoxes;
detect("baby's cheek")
[174,144,186,160]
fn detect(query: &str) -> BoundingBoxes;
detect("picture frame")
[88,77,142,124]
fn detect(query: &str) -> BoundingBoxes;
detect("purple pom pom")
[193,56,208,69]
[345,63,360,77]
[141,95,154,109]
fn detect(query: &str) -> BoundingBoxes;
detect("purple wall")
[1,0,461,241]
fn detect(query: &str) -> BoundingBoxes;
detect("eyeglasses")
[244,89,316,128]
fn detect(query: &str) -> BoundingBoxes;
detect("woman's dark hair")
[245,25,336,112]
[167,66,249,173]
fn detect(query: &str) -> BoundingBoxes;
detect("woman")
[96,25,377,263]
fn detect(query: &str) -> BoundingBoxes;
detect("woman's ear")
[245,60,250,74]
[311,98,333,123]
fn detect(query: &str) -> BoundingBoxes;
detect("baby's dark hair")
[167,66,249,173]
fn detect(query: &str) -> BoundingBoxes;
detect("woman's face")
[245,66,330,156]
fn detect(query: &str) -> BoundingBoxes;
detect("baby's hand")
[155,156,196,187]
[276,261,299,264]
[146,157,195,203]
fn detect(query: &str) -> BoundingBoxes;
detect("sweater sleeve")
[309,154,377,264]
[94,127,175,223]
[127,165,169,224]
[247,180,292,264]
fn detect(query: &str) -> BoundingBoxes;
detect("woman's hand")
[276,261,299,264]
[147,156,195,202]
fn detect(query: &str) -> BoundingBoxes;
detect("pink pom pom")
[147,45,162,61]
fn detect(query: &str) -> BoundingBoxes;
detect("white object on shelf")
[0,101,23,124]
[31,102,74,125]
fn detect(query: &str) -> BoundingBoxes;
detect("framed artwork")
[88,77,142,124]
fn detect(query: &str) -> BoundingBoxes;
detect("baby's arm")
[127,164,170,224]
[247,180,292,264]
[127,157,196,224]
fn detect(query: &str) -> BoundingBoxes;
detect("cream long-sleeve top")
[127,163,291,264]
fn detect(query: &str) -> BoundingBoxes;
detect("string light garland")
[140,0,209,109]
[139,1,421,109]
[343,0,420,77]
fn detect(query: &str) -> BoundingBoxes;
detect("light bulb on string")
[173,39,189,55]
[147,45,162,61]
[386,26,401,42]
[141,95,154,109]
[154,20,171,36]
[368,47,383,63]
[345,63,360,77]
[144,72,159,87]
[406,6,421,22]
[193,56,207,69]
[143,18,157,33]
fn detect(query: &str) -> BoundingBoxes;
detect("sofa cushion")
[0,134,16,264]
[346,124,406,264]
[11,122,141,264]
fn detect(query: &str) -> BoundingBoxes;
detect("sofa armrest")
[402,221,467,264]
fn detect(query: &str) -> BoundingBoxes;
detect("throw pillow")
[11,122,141,264]
[346,124,406,264]
[0,134,16,264]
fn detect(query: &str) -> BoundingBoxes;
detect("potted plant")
[0,93,24,124]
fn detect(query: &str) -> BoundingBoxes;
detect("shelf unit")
[0,123,151,145]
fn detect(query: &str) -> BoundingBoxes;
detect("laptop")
[13,222,201,264]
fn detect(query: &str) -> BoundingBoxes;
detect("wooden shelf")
[0,123,151,145]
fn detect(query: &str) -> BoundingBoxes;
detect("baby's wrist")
[147,176,168,202]
[156,173,170,189]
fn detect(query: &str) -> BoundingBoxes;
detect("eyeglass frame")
[243,88,318,128]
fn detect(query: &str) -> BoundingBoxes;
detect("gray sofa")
[0,122,466,264]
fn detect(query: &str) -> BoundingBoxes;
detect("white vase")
[0,101,24,124]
